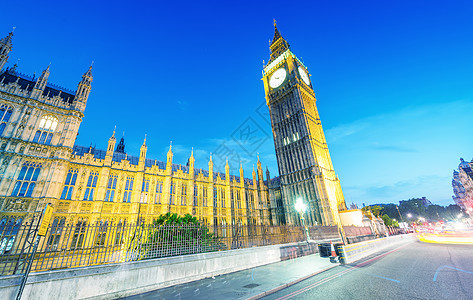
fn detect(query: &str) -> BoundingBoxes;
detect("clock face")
[298,66,310,85]
[269,68,287,88]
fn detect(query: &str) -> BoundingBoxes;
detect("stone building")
[452,158,473,217]
[0,30,272,252]
[262,23,347,226]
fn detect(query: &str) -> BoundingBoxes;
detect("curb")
[246,262,339,300]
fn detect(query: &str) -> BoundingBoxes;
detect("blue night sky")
[2,1,473,207]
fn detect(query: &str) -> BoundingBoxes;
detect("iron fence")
[0,218,340,276]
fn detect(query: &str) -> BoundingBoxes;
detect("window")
[221,187,226,208]
[46,218,65,251]
[140,179,149,203]
[0,217,22,254]
[33,115,58,145]
[123,176,134,203]
[71,220,87,249]
[203,187,208,207]
[105,174,118,202]
[181,184,187,206]
[213,187,218,207]
[236,190,241,209]
[60,169,78,200]
[231,189,234,209]
[0,103,13,136]
[115,220,126,245]
[169,181,175,205]
[83,171,98,201]
[96,221,108,246]
[193,185,198,206]
[155,181,163,204]
[11,162,41,197]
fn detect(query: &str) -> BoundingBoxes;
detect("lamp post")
[295,198,310,243]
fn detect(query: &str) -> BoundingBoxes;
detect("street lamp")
[407,213,412,218]
[295,198,310,243]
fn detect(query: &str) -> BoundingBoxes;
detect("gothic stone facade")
[0,31,272,252]
[262,24,347,226]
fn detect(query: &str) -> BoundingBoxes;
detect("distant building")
[452,158,473,216]
[420,197,432,208]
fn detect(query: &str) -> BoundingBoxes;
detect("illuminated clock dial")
[298,66,310,85]
[269,68,287,88]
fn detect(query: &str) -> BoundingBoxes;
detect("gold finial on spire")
[273,18,277,27]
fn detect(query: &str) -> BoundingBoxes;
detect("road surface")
[264,241,473,300]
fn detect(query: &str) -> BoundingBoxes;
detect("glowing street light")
[407,213,412,218]
[295,198,310,243]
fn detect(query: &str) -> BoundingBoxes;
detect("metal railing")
[0,218,341,276]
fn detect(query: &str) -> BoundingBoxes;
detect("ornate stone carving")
[4,198,30,211]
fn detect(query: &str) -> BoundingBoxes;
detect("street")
[264,241,473,300]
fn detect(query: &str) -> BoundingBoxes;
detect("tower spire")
[74,64,93,111]
[32,65,50,98]
[0,31,14,71]
[269,20,290,62]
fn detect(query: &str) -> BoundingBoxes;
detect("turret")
[74,65,93,111]
[266,166,270,182]
[106,127,116,156]
[139,135,147,167]
[188,148,195,176]
[208,153,213,181]
[166,142,173,175]
[257,154,264,182]
[31,65,50,98]
[115,135,125,153]
[252,165,257,187]
[225,158,230,182]
[0,31,13,72]
[239,161,244,180]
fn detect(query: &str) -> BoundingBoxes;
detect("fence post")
[15,204,53,300]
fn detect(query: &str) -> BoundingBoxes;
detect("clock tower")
[263,22,347,226]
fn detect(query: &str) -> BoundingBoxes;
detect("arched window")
[11,162,41,197]
[33,115,58,145]
[46,218,65,251]
[71,219,87,249]
[61,169,78,200]
[0,103,13,137]
[123,176,134,203]
[0,217,23,254]
[155,181,163,204]
[83,171,98,201]
[180,184,187,206]
[105,174,118,202]
[168,181,175,205]
[213,187,218,207]
[140,178,149,203]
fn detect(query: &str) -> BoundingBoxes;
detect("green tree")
[382,214,393,226]
[121,213,225,261]
[362,205,382,218]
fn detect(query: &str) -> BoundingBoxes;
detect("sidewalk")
[124,253,338,300]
